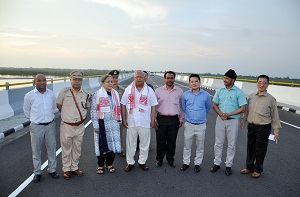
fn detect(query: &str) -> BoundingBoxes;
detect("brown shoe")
[252,171,261,178]
[124,164,134,172]
[63,171,71,180]
[240,169,252,174]
[72,169,84,176]
[139,164,149,171]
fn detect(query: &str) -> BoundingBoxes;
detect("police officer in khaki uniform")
[57,71,90,180]
[109,69,126,157]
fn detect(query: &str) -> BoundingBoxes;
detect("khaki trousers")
[60,122,85,172]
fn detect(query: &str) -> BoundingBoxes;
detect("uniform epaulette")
[61,87,71,92]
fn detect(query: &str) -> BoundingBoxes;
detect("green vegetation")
[0,67,129,77]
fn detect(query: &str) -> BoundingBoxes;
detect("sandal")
[106,165,116,173]
[97,166,104,174]
[64,171,71,180]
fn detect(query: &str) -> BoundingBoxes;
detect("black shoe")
[48,171,59,179]
[118,152,125,157]
[168,161,176,168]
[139,164,149,171]
[225,167,232,176]
[210,164,220,173]
[180,164,189,171]
[33,174,41,183]
[124,164,134,172]
[156,161,162,167]
[194,165,201,173]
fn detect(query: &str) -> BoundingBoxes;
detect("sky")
[0,0,299,78]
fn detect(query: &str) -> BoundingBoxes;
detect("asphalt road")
[0,75,299,197]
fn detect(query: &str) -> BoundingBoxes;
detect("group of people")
[23,68,281,183]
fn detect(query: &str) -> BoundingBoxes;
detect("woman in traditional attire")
[91,74,122,174]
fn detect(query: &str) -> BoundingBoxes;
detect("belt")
[248,123,271,126]
[227,118,236,120]
[38,119,54,125]
[186,121,203,125]
[64,117,87,126]
[158,113,178,118]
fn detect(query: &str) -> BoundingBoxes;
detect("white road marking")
[8,120,92,197]
[280,121,300,130]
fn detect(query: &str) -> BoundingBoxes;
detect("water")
[0,75,65,90]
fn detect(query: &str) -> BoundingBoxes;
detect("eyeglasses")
[257,81,268,86]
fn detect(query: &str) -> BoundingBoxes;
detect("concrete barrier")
[53,81,70,97]
[268,85,300,107]
[89,77,101,89]
[240,82,257,96]
[8,86,40,115]
[183,76,189,82]
[0,90,14,120]
[0,74,134,121]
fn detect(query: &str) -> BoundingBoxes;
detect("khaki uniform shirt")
[243,91,281,130]
[115,85,125,100]
[56,87,90,123]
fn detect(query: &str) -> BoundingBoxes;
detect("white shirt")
[121,85,158,128]
[23,88,56,124]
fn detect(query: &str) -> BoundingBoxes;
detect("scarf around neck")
[128,82,149,114]
[96,87,121,121]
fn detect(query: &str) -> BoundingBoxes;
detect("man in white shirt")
[23,74,59,183]
[121,70,158,172]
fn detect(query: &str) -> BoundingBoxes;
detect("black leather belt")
[248,123,271,126]
[187,121,203,125]
[38,119,54,125]
[227,118,235,120]
[158,113,178,118]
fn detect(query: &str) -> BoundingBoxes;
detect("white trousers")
[214,116,240,167]
[183,122,206,165]
[126,127,150,165]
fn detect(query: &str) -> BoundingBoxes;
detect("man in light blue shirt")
[180,74,211,172]
[210,69,247,175]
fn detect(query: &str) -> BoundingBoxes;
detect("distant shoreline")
[0,67,299,82]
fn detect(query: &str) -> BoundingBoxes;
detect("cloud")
[86,0,167,21]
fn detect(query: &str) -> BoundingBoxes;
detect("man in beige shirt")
[57,71,90,180]
[241,74,281,178]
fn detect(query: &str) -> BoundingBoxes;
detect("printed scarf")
[128,82,149,114]
[96,87,121,121]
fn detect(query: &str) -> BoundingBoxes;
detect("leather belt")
[38,119,54,125]
[186,121,203,125]
[158,113,178,118]
[248,123,271,126]
[64,117,87,126]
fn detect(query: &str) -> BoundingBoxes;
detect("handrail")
[0,75,103,89]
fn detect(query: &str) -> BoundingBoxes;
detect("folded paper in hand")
[268,134,277,144]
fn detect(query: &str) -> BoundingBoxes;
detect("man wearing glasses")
[57,71,90,180]
[240,75,281,178]
[155,71,184,168]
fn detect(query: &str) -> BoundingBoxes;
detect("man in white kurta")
[121,70,158,172]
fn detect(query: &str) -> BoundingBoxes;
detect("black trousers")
[156,114,180,162]
[246,123,271,173]
[97,152,116,167]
